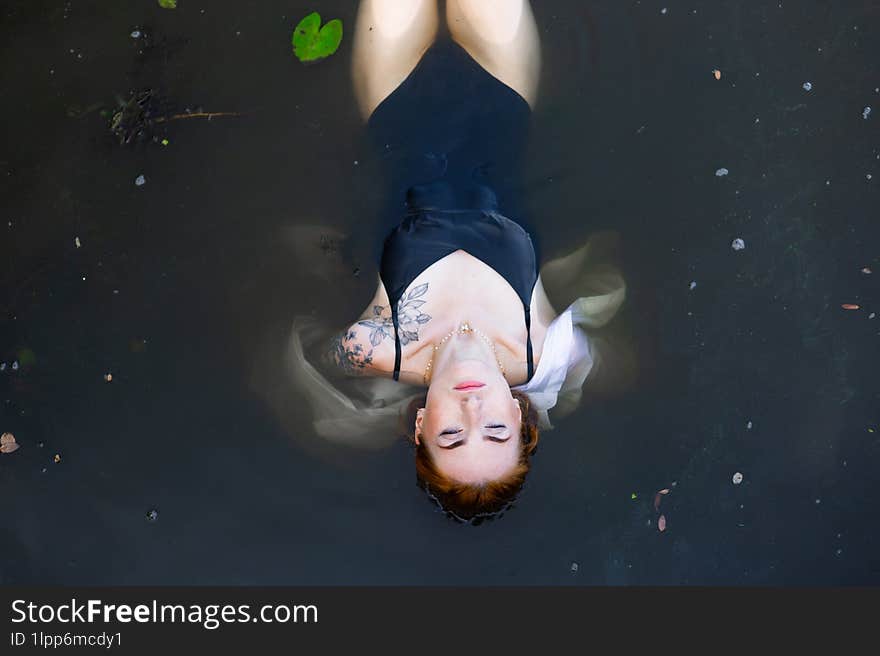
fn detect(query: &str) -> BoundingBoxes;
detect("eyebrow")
[437,435,511,450]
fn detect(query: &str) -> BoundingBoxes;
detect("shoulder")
[325,316,395,377]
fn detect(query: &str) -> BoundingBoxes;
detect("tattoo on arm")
[326,329,374,375]
[327,283,432,375]
[356,283,432,347]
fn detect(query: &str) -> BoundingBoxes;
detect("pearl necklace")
[423,321,505,386]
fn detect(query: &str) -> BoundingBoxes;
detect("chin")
[451,360,494,375]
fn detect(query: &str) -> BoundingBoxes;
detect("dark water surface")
[1,0,878,584]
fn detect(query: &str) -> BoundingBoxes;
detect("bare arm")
[322,276,395,376]
[324,325,377,375]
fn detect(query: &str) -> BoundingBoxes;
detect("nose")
[462,393,482,413]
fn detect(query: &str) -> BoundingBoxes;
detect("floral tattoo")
[358,283,431,347]
[327,329,374,375]
[327,283,432,375]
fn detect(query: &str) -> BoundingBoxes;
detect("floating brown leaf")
[841,304,860,310]
[713,69,722,80]
[53,453,61,463]
[658,515,667,532]
[1,442,19,453]
[653,488,671,511]
[1,432,15,445]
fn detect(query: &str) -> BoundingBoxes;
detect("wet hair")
[404,390,540,525]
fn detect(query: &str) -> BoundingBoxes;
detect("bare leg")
[446,0,541,107]
[351,0,439,122]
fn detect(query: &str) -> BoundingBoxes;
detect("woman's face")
[415,348,522,483]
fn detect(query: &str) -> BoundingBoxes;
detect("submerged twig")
[153,111,244,123]
[109,89,246,144]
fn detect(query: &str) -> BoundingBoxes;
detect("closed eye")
[438,440,465,450]
[437,435,511,449]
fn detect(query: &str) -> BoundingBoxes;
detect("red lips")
[454,381,485,390]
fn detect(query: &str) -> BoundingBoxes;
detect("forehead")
[429,440,521,482]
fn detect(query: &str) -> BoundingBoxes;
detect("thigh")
[446,0,541,107]
[351,0,439,122]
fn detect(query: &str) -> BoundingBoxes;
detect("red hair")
[404,390,540,523]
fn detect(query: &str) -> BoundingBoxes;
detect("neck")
[430,327,503,382]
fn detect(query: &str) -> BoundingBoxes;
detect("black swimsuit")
[369,38,538,382]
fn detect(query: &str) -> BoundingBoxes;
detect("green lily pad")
[158,0,177,9]
[292,12,342,63]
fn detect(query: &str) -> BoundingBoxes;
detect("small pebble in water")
[104,373,113,382]
[732,472,744,485]
[747,421,753,430]
[869,312,876,320]
[731,238,746,251]
[53,453,61,463]
[146,509,159,522]
[867,174,873,180]
[689,281,697,290]
[135,174,146,186]
[863,106,872,120]
[803,81,813,91]
[11,361,19,371]
[715,167,729,177]
[131,30,141,38]
[0,363,5,372]
[75,236,81,248]
[660,7,667,14]
[570,562,579,573]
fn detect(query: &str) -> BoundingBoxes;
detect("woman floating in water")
[268,0,628,523]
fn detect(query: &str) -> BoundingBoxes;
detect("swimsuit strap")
[392,303,402,381]
[525,305,534,380]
